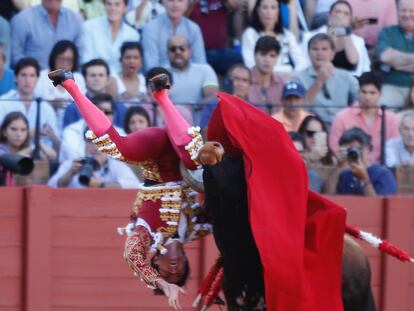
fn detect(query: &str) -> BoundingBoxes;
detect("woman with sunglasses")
[48,67,210,310]
[298,114,337,166]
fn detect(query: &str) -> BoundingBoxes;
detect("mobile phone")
[367,17,378,25]
[332,26,351,36]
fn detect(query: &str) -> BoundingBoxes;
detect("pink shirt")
[347,0,397,47]
[329,103,400,163]
[248,67,285,112]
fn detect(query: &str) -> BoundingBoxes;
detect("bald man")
[166,35,219,113]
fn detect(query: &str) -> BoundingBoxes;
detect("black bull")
[201,156,376,311]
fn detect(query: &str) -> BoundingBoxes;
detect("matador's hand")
[157,279,188,310]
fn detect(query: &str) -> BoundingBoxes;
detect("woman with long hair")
[298,114,337,166]
[123,105,151,134]
[0,111,56,160]
[241,0,306,74]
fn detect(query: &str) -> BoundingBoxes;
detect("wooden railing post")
[24,186,52,311]
[382,197,412,311]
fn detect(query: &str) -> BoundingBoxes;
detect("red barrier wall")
[1,187,413,311]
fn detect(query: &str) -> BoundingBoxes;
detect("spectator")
[188,0,242,75]
[288,131,323,192]
[124,0,166,31]
[301,0,370,77]
[0,58,60,150]
[377,0,414,109]
[34,40,86,131]
[227,63,251,100]
[272,80,311,132]
[293,33,358,128]
[330,71,400,164]
[199,63,251,129]
[0,43,16,96]
[82,0,139,74]
[241,0,306,74]
[386,111,414,168]
[247,36,285,112]
[347,0,397,48]
[0,16,11,69]
[49,130,139,188]
[0,111,56,160]
[63,58,126,128]
[166,35,219,110]
[11,0,83,69]
[298,114,337,166]
[60,93,125,162]
[123,105,151,134]
[336,127,397,196]
[112,41,147,104]
[141,0,206,72]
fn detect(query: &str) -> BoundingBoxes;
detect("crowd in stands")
[0,0,413,195]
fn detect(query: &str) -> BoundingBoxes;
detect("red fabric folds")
[207,92,346,311]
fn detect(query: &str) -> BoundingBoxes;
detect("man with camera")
[329,71,399,164]
[48,135,139,189]
[336,127,397,196]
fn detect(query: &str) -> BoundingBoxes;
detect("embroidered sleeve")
[183,126,203,168]
[124,226,161,288]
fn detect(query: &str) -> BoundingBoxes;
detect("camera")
[78,157,100,186]
[0,154,34,186]
[346,147,363,163]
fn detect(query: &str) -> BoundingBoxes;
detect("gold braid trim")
[133,182,184,238]
[124,227,161,288]
[185,127,203,167]
[85,130,163,182]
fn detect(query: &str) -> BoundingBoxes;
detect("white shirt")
[59,119,126,162]
[241,27,307,73]
[112,72,146,99]
[82,16,140,73]
[35,69,86,101]
[386,137,414,167]
[48,157,140,189]
[0,89,59,135]
[301,25,371,77]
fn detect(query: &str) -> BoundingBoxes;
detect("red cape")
[207,92,346,311]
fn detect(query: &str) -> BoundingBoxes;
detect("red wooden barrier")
[0,187,413,311]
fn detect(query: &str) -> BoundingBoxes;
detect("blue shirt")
[0,68,15,96]
[336,164,397,196]
[81,16,140,74]
[11,5,83,69]
[141,13,206,72]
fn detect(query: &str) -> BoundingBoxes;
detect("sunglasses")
[305,130,317,138]
[168,45,187,53]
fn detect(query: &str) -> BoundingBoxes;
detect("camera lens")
[78,157,99,186]
[346,147,362,163]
